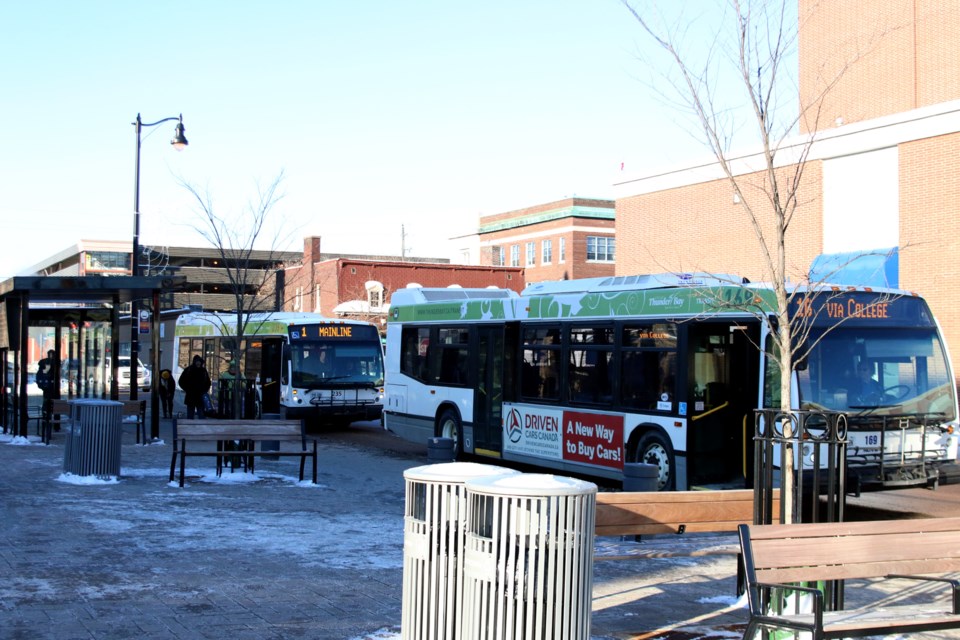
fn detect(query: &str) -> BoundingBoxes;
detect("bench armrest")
[886,575,960,614]
[752,581,825,627]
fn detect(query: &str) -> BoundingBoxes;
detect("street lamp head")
[170,115,188,150]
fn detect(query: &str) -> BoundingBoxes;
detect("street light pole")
[130,114,187,419]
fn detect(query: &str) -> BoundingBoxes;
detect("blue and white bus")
[283,319,384,427]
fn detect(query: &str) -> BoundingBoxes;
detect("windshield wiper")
[848,404,899,411]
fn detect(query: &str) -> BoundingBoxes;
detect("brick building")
[283,236,524,329]
[614,1,960,375]
[477,197,616,284]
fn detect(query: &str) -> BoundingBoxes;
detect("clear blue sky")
[0,1,716,278]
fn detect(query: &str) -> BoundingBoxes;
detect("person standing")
[178,356,211,419]
[36,349,58,427]
[158,369,176,419]
[218,361,239,418]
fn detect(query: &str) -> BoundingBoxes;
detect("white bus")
[283,318,384,427]
[383,274,960,490]
[172,312,384,426]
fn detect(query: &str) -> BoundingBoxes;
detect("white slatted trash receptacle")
[402,462,521,640]
[461,474,597,640]
[63,399,123,479]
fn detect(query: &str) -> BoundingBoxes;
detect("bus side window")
[401,326,430,383]
[521,359,539,397]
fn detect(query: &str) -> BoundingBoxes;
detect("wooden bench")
[738,517,960,640]
[169,418,317,487]
[594,489,779,559]
[122,400,146,444]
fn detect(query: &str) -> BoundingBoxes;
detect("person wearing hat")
[158,368,176,419]
[178,355,211,419]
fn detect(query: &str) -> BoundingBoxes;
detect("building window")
[525,242,536,266]
[294,287,303,312]
[492,246,504,266]
[510,245,520,267]
[559,237,566,263]
[314,284,321,313]
[367,281,385,309]
[542,239,553,265]
[85,251,131,274]
[586,236,615,262]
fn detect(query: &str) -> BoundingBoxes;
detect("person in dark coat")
[36,349,58,427]
[158,369,176,419]
[178,356,211,419]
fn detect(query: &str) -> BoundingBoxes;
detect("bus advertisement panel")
[503,405,624,469]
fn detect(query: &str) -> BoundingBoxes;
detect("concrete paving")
[1,415,956,640]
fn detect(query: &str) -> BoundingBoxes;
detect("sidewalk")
[0,417,758,640]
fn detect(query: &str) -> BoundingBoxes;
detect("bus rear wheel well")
[435,405,464,459]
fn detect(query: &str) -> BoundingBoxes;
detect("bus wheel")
[634,431,674,491]
[437,409,463,460]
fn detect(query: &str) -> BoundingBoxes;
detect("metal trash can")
[461,474,597,640]
[63,399,123,479]
[402,462,521,640]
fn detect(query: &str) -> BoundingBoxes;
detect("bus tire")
[437,408,463,460]
[633,430,675,491]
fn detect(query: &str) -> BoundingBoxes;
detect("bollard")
[623,462,660,492]
[427,436,455,463]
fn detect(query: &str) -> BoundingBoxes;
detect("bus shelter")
[0,275,186,441]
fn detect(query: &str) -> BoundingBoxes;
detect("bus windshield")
[797,326,956,420]
[291,342,384,389]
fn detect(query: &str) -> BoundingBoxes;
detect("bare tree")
[621,0,899,520]
[179,171,295,418]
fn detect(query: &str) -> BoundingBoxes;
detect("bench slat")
[178,428,304,440]
[750,523,960,582]
[747,516,960,539]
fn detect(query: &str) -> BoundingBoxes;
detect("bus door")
[258,336,285,415]
[686,321,761,486]
[473,325,507,454]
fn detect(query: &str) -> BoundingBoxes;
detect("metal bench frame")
[738,517,960,640]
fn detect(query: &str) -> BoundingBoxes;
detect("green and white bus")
[173,312,384,425]
[383,274,959,490]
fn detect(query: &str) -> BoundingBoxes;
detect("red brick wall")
[616,164,823,283]
[799,0,960,133]
[283,259,524,317]
[899,132,960,364]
